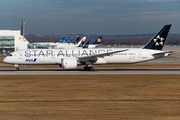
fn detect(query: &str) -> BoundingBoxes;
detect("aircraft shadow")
[1,68,180,72]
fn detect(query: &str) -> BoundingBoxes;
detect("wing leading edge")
[77,49,128,62]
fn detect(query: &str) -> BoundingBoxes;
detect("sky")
[0,0,180,35]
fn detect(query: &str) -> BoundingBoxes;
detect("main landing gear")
[83,61,94,71]
[83,66,94,71]
[16,67,20,71]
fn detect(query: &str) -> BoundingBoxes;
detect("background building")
[0,30,29,54]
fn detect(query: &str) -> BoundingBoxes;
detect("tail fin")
[75,37,80,44]
[77,37,86,46]
[78,41,85,47]
[59,37,65,43]
[83,41,90,48]
[67,38,73,43]
[143,24,171,50]
[93,36,103,44]
[61,37,67,43]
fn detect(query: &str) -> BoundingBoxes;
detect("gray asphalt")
[0,68,180,75]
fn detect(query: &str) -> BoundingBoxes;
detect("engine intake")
[61,58,77,69]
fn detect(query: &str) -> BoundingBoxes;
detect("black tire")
[90,67,94,71]
[84,66,88,71]
[84,66,94,71]
[16,67,20,71]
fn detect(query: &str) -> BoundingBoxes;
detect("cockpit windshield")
[7,54,13,56]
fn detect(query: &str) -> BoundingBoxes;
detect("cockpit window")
[8,54,13,56]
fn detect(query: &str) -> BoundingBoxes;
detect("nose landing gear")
[14,64,20,71]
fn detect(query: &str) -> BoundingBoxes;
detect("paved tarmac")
[0,68,180,75]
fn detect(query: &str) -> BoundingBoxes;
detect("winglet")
[143,24,171,50]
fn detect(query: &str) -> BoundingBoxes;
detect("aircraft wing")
[77,49,128,62]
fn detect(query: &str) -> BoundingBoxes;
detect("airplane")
[82,41,90,48]
[77,36,102,48]
[55,37,66,43]
[3,24,172,71]
[57,37,86,48]
[28,37,86,49]
[67,38,73,43]
[74,37,80,45]
[87,36,103,48]
[19,17,88,49]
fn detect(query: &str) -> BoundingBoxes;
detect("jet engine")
[60,58,77,69]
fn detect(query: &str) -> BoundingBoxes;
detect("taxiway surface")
[0,68,180,75]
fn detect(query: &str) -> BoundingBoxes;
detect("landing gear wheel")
[84,66,94,71]
[84,66,88,71]
[90,67,94,71]
[16,67,20,71]
[14,64,19,71]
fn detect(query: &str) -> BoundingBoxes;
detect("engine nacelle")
[61,58,77,69]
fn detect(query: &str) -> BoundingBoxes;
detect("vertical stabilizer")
[93,36,103,44]
[77,37,86,46]
[74,37,80,44]
[143,24,171,50]
[83,41,89,48]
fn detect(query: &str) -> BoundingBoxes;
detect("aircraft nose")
[3,56,13,64]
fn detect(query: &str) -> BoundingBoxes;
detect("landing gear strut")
[14,64,20,71]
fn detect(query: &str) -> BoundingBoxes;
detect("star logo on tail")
[153,35,164,46]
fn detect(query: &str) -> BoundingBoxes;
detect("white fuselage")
[3,48,167,65]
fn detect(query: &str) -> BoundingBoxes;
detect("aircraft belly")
[95,58,107,64]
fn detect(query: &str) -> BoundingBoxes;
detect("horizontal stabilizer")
[152,50,173,56]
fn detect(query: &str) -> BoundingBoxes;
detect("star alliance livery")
[3,24,172,71]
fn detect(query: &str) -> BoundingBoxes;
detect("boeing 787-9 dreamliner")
[3,24,172,71]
